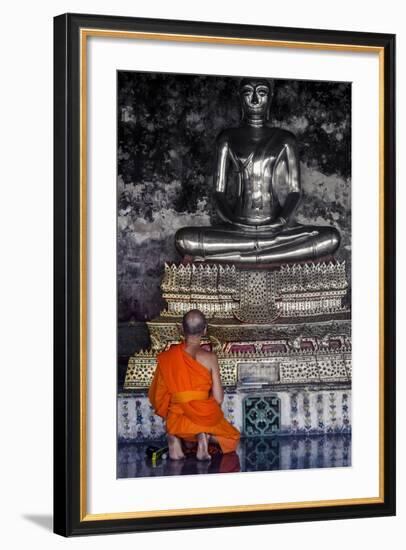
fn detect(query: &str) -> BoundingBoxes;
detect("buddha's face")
[239,79,271,120]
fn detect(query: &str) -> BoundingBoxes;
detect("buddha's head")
[239,78,274,125]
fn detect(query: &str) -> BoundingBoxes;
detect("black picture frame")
[54,12,396,536]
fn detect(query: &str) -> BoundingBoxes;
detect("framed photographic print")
[53,13,396,536]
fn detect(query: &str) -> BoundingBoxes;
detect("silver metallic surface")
[175,78,340,264]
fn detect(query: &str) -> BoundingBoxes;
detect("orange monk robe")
[148,342,240,454]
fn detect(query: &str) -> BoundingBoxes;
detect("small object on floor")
[145,445,169,466]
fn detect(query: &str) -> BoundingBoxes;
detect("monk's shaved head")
[182,309,207,337]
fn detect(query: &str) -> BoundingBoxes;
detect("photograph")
[117,71,352,478]
[52,12,395,535]
[1,0,402,547]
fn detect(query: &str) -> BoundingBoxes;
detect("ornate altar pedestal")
[119,261,351,442]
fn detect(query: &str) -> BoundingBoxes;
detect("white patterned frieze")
[118,388,351,441]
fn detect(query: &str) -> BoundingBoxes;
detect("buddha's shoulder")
[215,127,241,143]
[266,126,297,142]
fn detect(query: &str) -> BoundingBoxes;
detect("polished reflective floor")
[117,434,351,478]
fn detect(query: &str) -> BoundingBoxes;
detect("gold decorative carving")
[124,348,351,390]
[124,261,352,391]
[124,352,238,389]
[280,360,320,383]
[160,261,349,323]
[161,263,239,318]
[235,270,280,323]
[124,354,157,389]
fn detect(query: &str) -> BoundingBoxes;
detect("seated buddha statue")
[175,78,340,264]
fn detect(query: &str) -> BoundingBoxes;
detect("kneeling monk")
[148,309,240,460]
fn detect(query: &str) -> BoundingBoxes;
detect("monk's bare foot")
[167,434,185,460]
[197,433,211,461]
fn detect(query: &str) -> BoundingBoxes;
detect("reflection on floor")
[117,434,351,478]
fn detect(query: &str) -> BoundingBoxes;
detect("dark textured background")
[117,72,351,323]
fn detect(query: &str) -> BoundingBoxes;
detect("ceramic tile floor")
[117,433,351,478]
